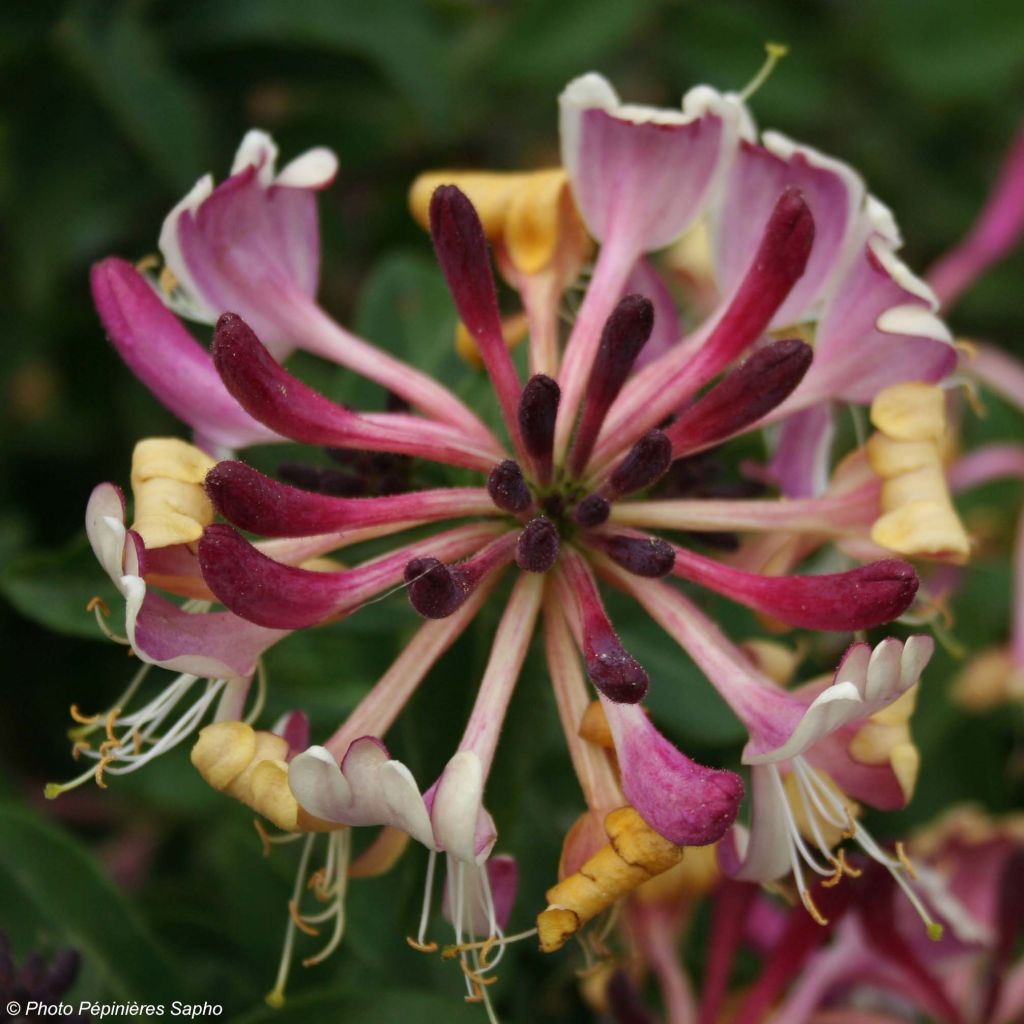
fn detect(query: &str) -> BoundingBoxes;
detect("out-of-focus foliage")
[1,1,1022,1020]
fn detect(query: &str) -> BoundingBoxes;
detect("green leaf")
[173,0,453,131]
[0,802,184,1002]
[234,987,486,1024]
[56,0,210,189]
[1,531,120,639]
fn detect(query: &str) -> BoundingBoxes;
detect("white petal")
[276,147,339,189]
[231,129,279,184]
[431,751,489,863]
[85,484,128,587]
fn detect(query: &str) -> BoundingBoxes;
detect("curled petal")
[744,636,934,764]
[718,765,793,883]
[560,73,736,252]
[288,739,436,848]
[90,259,279,450]
[603,699,744,845]
[160,130,336,357]
[713,133,866,326]
[429,750,496,862]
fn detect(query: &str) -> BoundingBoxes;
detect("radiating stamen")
[604,430,672,499]
[568,295,655,476]
[405,532,517,619]
[664,338,813,458]
[791,759,944,939]
[587,531,676,578]
[429,185,524,448]
[516,517,560,573]
[487,460,532,514]
[561,551,649,703]
[572,494,610,527]
[518,374,560,484]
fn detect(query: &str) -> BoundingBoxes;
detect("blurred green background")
[1,1,1023,1020]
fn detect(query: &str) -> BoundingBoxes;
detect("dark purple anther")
[585,635,650,704]
[516,517,560,573]
[665,338,813,456]
[573,494,610,528]
[569,294,655,476]
[487,460,532,513]
[404,557,468,619]
[607,430,672,498]
[518,374,560,484]
[591,533,676,578]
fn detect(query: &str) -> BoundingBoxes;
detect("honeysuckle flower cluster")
[54,57,1024,1021]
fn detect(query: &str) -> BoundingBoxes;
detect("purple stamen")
[606,430,672,498]
[516,517,560,573]
[518,374,560,484]
[665,338,813,457]
[589,532,676,578]
[573,494,611,528]
[569,294,655,476]
[487,459,532,514]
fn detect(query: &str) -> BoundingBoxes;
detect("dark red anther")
[518,374,560,484]
[569,294,655,475]
[487,460,532,513]
[607,430,672,498]
[590,532,676,578]
[516,517,560,573]
[404,557,468,619]
[573,494,610,528]
[665,338,813,456]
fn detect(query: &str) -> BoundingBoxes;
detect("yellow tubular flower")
[191,721,339,834]
[130,437,216,549]
[867,382,970,562]
[537,807,683,953]
[848,686,921,803]
[951,647,1024,711]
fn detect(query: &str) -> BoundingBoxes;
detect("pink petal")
[927,124,1024,308]
[442,855,518,935]
[766,404,836,498]
[560,74,734,252]
[602,698,744,845]
[90,259,279,450]
[795,236,957,405]
[713,134,865,326]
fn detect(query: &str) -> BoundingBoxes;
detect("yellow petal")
[130,437,216,548]
[455,311,529,368]
[408,171,529,237]
[951,647,1024,711]
[870,382,946,442]
[504,169,575,275]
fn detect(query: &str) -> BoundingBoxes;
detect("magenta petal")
[627,257,683,370]
[206,460,493,537]
[442,854,518,935]
[132,591,285,677]
[199,521,498,629]
[767,404,836,498]
[714,136,864,327]
[672,549,919,631]
[90,259,279,450]
[211,313,496,470]
[801,240,957,404]
[664,338,813,457]
[172,161,325,357]
[604,700,744,845]
[561,75,731,252]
